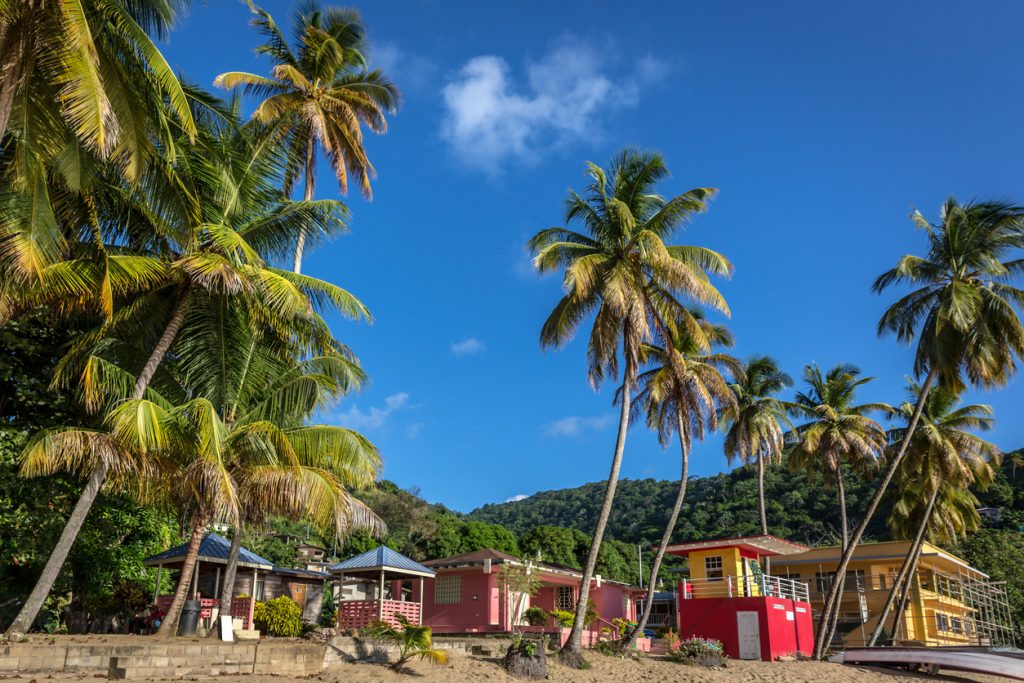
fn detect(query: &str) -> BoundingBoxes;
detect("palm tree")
[867,384,998,646]
[214,2,400,273]
[623,313,739,649]
[0,0,196,169]
[723,356,793,535]
[529,148,731,666]
[5,109,366,636]
[788,363,889,550]
[814,198,1024,658]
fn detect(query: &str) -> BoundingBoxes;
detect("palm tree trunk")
[215,523,243,630]
[158,515,208,636]
[292,131,316,274]
[835,464,848,551]
[867,485,938,646]
[559,360,635,668]
[623,410,690,650]
[891,542,925,643]
[5,293,191,636]
[813,366,939,659]
[757,452,768,535]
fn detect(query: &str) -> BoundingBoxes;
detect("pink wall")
[418,569,503,633]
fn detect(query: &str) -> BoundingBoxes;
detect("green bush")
[523,607,548,626]
[666,636,725,668]
[253,596,303,637]
[550,610,575,628]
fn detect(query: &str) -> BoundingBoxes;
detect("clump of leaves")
[253,596,303,637]
[550,609,575,628]
[666,636,726,668]
[364,615,449,672]
[523,607,548,626]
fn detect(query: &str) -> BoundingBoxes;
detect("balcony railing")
[337,598,421,629]
[681,574,809,603]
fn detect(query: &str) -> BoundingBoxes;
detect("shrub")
[666,636,725,668]
[523,607,548,626]
[550,610,575,628]
[253,596,303,637]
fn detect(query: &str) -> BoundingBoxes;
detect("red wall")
[676,585,813,661]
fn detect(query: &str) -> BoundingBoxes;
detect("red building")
[665,535,815,661]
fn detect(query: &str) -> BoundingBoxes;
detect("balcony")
[681,574,809,603]
[337,598,421,629]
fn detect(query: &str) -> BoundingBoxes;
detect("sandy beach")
[1,650,1009,683]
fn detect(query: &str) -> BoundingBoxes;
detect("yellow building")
[769,539,1015,648]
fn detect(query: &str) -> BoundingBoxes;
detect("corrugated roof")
[421,548,519,567]
[664,535,810,557]
[271,565,330,579]
[330,546,435,578]
[143,532,273,569]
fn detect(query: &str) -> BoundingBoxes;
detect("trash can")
[179,600,202,636]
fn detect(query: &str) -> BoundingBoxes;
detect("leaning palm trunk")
[292,132,316,274]
[757,451,768,535]
[867,486,939,646]
[813,367,938,658]
[213,524,244,636]
[560,366,634,667]
[158,515,208,636]
[6,294,191,636]
[835,464,848,551]
[624,411,690,650]
[891,541,925,642]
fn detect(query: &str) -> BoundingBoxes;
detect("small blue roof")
[330,546,435,578]
[144,532,273,570]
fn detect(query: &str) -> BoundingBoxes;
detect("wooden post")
[418,578,424,625]
[192,560,200,598]
[252,569,259,600]
[378,569,385,621]
[154,564,162,602]
[214,566,221,600]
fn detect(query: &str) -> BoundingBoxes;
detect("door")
[736,611,762,660]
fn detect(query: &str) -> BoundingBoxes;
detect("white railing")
[681,574,809,603]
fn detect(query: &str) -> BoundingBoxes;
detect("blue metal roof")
[330,546,435,577]
[143,532,273,569]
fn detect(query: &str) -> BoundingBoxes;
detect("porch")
[331,546,435,629]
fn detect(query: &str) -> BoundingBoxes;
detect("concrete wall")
[418,569,502,633]
[0,640,325,680]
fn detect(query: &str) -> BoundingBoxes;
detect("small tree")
[499,560,543,633]
[365,616,448,673]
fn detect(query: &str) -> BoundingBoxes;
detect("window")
[814,570,864,593]
[555,586,575,612]
[936,613,949,633]
[704,556,723,581]
[254,577,265,601]
[951,617,963,634]
[434,575,461,605]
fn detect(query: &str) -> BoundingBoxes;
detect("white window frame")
[705,555,724,581]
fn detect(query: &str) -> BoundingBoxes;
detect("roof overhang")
[664,535,810,558]
[330,564,435,579]
[143,555,272,570]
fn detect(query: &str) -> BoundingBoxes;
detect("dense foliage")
[253,596,303,637]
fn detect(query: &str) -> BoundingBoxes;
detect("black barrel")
[178,599,202,636]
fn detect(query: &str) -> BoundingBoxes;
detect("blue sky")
[163,1,1024,512]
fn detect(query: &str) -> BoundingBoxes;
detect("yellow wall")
[770,541,980,647]
[687,548,762,598]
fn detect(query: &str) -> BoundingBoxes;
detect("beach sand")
[3,650,1009,683]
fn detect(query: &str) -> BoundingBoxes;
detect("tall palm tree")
[867,384,998,646]
[0,0,196,169]
[623,313,739,649]
[529,148,731,666]
[788,363,889,550]
[814,198,1024,658]
[5,109,366,636]
[214,2,400,273]
[723,356,793,535]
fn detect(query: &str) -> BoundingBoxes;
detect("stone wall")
[0,640,325,680]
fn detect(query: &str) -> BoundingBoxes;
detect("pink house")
[414,549,647,648]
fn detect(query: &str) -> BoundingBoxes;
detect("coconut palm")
[788,363,889,550]
[867,384,998,646]
[529,148,731,666]
[623,313,739,649]
[815,198,1024,658]
[5,109,367,636]
[0,0,196,169]
[214,2,399,272]
[723,356,793,535]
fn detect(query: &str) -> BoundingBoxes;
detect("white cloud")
[337,392,410,431]
[451,337,486,356]
[543,414,614,438]
[440,37,669,173]
[505,494,530,503]
[372,41,436,92]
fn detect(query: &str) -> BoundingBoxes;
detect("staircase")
[649,638,669,655]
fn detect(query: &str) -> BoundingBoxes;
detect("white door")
[736,611,761,660]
